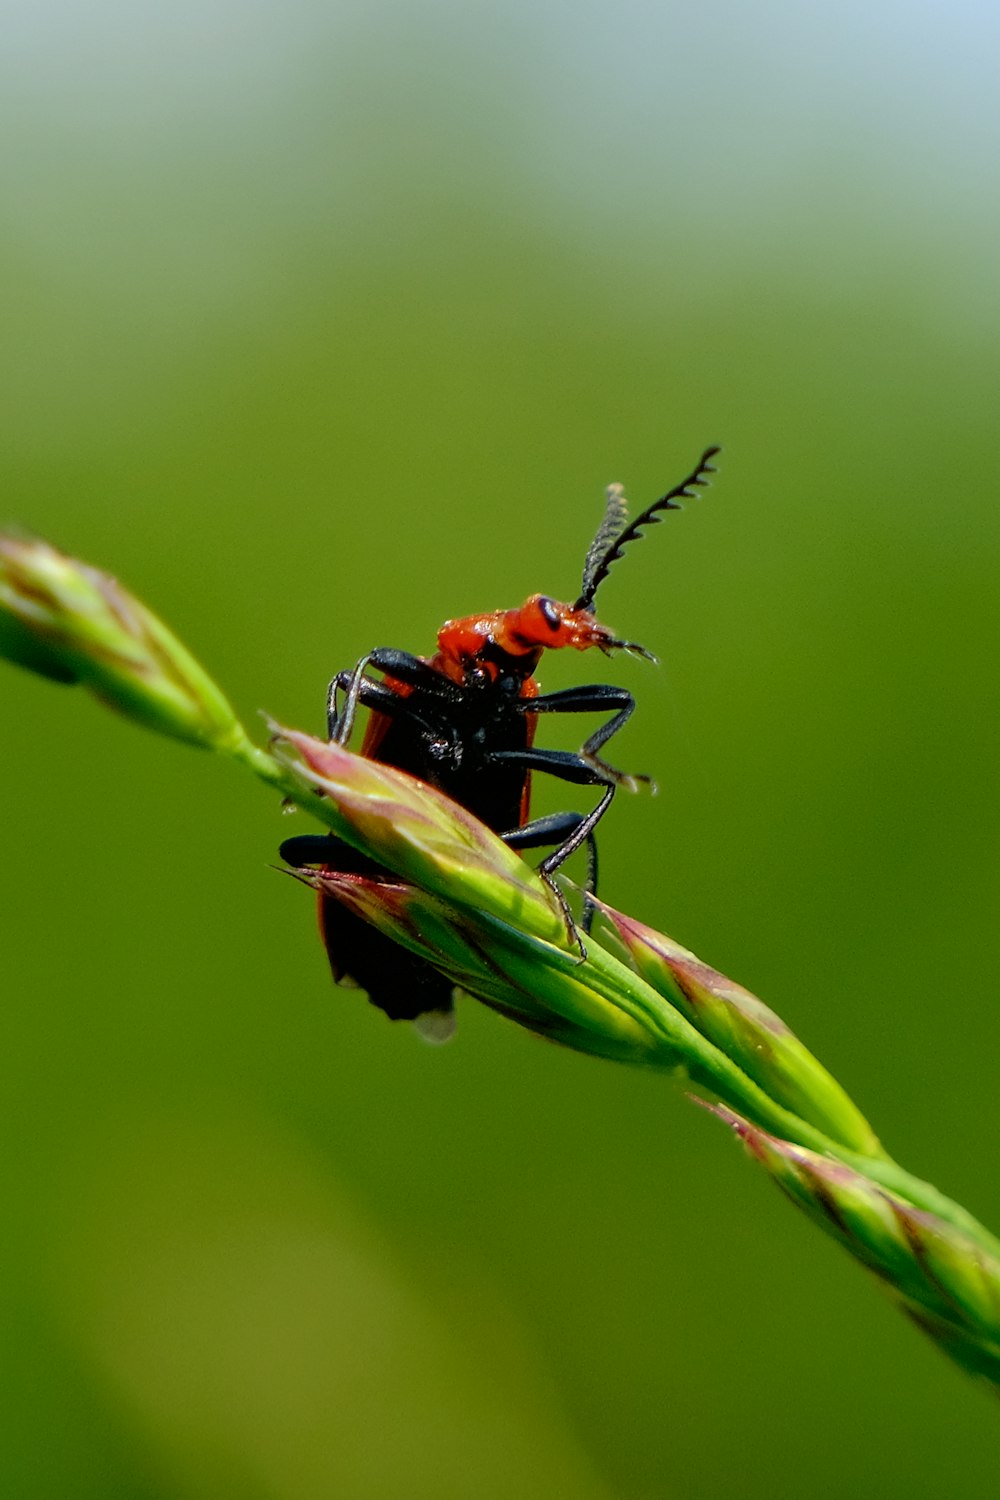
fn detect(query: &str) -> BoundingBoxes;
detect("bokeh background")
[2,3,999,1495]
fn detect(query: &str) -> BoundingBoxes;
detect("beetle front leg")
[326,668,442,744]
[327,654,372,742]
[326,649,464,740]
[515,684,650,791]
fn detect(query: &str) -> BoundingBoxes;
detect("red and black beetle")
[282,445,719,1031]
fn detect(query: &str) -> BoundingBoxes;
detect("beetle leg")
[538,786,614,944]
[328,654,373,742]
[278,833,349,867]
[489,758,615,941]
[502,811,600,935]
[502,810,588,849]
[514,684,650,791]
[491,747,618,939]
[325,663,442,743]
[365,648,464,697]
[487,746,604,784]
[326,649,465,740]
[488,743,619,926]
[537,786,614,876]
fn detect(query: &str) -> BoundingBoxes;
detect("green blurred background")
[2,3,999,1495]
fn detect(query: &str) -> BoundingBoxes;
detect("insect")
[281,445,719,1034]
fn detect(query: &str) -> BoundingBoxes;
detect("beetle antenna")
[575,445,720,610]
[578,482,630,610]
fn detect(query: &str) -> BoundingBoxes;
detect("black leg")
[328,654,373,742]
[502,810,588,850]
[515,683,648,788]
[487,743,622,918]
[502,811,601,936]
[538,785,614,877]
[325,664,443,743]
[491,748,620,938]
[487,746,606,785]
[364,648,464,696]
[326,649,463,740]
[279,833,350,867]
[537,787,613,941]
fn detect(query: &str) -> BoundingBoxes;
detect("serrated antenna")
[578,482,630,611]
[574,445,720,611]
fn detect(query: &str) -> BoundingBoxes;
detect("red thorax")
[433,594,625,686]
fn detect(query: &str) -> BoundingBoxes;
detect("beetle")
[281,445,719,1035]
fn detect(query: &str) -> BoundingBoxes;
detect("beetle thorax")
[434,594,620,685]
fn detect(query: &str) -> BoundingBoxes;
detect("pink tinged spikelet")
[304,864,662,1065]
[271,727,567,944]
[604,906,881,1157]
[709,1102,1000,1386]
[0,534,243,750]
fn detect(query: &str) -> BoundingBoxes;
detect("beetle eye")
[538,596,560,631]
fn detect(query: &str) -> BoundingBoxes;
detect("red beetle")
[282,446,719,1032]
